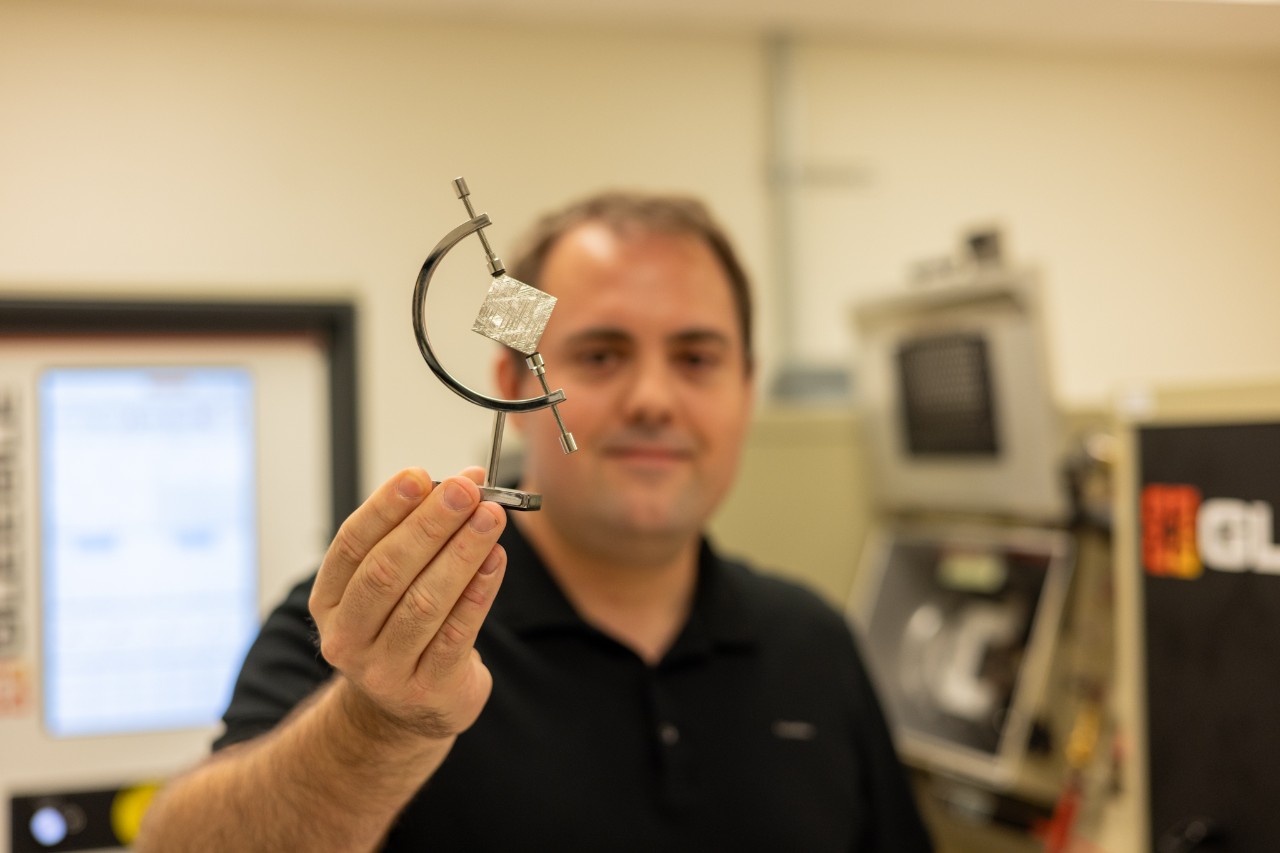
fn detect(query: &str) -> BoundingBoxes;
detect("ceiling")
[136,0,1280,57]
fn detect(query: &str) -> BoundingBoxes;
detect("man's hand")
[134,467,506,853]
[309,467,507,741]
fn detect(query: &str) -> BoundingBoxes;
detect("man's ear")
[494,351,525,412]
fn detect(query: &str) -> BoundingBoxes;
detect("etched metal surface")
[471,274,556,355]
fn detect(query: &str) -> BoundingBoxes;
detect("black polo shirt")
[216,521,932,852]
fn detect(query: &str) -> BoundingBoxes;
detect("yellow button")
[111,781,163,845]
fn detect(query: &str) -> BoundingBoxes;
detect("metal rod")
[453,176,504,275]
[485,410,506,489]
[526,353,577,454]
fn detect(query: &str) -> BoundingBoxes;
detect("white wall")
[791,41,1280,405]
[0,1,770,493]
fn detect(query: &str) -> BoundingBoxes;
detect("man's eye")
[576,349,622,369]
[678,349,722,371]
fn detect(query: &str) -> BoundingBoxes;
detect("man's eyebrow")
[669,329,732,348]
[563,328,631,347]
[562,328,733,348]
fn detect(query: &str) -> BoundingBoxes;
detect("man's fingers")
[374,499,507,663]
[419,543,506,681]
[311,468,433,612]
[329,478,496,655]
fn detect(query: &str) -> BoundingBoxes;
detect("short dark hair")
[506,190,754,369]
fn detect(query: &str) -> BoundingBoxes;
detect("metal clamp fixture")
[412,177,577,511]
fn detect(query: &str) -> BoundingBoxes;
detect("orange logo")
[1141,484,1203,579]
[0,660,31,716]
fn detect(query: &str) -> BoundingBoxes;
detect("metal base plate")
[432,482,541,511]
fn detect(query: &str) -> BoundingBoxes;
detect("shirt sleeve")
[212,573,334,751]
[843,626,936,852]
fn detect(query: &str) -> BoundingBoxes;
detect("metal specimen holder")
[412,177,577,511]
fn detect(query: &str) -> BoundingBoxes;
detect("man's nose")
[621,355,677,425]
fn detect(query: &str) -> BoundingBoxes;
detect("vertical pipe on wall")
[765,32,800,392]
[764,33,852,402]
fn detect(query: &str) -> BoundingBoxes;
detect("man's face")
[497,221,753,548]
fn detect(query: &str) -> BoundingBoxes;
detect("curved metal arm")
[412,214,565,414]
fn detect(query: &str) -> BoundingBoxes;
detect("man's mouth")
[606,446,692,462]
[599,436,696,464]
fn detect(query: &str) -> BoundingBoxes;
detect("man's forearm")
[137,677,454,853]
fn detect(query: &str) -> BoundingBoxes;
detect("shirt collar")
[490,517,760,656]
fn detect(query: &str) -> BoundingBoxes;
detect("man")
[138,192,933,851]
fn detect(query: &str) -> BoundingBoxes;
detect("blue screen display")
[39,367,258,737]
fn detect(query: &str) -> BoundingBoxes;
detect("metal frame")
[0,297,360,535]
